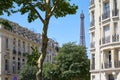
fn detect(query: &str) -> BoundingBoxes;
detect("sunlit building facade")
[89,0,120,80]
[0,18,58,80]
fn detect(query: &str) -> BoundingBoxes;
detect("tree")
[0,0,14,16]
[26,47,41,66]
[0,0,78,80]
[18,64,37,80]
[53,42,90,80]
[18,47,40,80]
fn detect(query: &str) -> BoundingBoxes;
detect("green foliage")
[0,0,78,22]
[0,0,14,16]
[18,47,40,80]
[43,62,55,80]
[54,42,90,80]
[53,1,78,18]
[0,19,12,30]
[26,47,41,66]
[43,42,90,80]
[18,64,37,80]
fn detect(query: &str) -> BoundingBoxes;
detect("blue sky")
[0,0,90,49]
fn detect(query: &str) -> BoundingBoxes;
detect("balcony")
[90,20,95,27]
[104,62,112,69]
[90,42,95,48]
[102,36,110,44]
[112,34,119,42]
[112,9,119,17]
[91,64,95,70]
[4,70,11,75]
[115,61,120,68]
[102,11,110,20]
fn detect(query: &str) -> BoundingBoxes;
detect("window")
[91,54,95,69]
[5,59,9,71]
[13,38,16,50]
[12,62,16,73]
[108,51,112,67]
[114,0,117,10]
[114,23,118,34]
[91,11,95,26]
[104,2,110,13]
[28,43,30,53]
[5,38,8,50]
[18,40,21,52]
[108,74,114,80]
[18,62,21,70]
[23,41,25,53]
[91,32,95,48]
[92,75,95,80]
[5,78,8,80]
[91,32,95,42]
[104,26,110,37]
[102,2,110,19]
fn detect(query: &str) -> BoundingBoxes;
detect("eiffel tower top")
[80,10,86,47]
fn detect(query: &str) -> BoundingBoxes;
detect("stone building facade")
[0,18,58,80]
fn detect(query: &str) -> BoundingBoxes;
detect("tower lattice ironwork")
[80,11,86,47]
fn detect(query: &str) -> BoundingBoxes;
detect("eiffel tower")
[80,11,86,47]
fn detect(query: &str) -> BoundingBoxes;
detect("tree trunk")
[36,19,49,80]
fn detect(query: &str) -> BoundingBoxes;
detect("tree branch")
[28,3,44,23]
[48,0,60,17]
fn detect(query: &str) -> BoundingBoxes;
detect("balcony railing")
[90,20,95,27]
[104,62,112,69]
[90,0,94,5]
[90,42,95,48]
[112,9,119,17]
[102,36,110,44]
[102,11,110,20]
[91,64,95,70]
[115,61,120,68]
[112,34,119,42]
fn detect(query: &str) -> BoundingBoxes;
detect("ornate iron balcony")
[104,62,112,68]
[112,34,119,42]
[115,61,120,68]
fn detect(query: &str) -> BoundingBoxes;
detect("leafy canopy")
[43,42,90,80]
[0,0,78,23]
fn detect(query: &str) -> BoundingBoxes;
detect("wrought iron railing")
[115,61,120,68]
[112,34,119,42]
[104,62,112,68]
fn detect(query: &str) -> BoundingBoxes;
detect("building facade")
[0,18,58,80]
[89,0,120,80]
